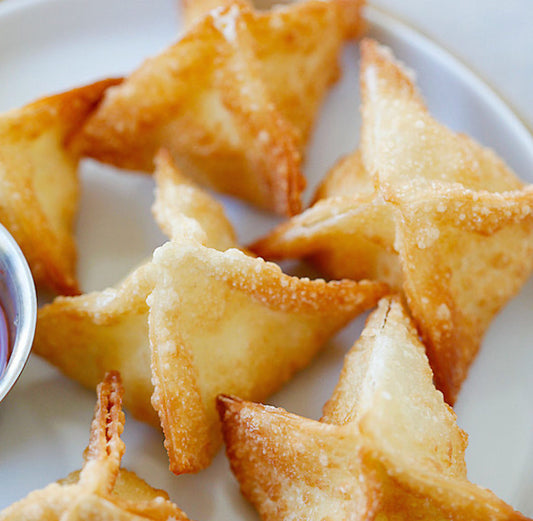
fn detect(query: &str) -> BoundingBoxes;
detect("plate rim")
[366,4,533,147]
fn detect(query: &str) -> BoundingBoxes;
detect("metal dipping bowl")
[0,224,37,403]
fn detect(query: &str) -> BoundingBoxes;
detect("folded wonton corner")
[0,372,190,521]
[218,296,531,521]
[0,79,120,295]
[34,150,388,474]
[251,38,533,404]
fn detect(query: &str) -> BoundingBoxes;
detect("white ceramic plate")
[0,0,532,516]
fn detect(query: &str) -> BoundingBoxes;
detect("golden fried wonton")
[34,151,387,474]
[252,39,533,404]
[218,297,531,521]
[0,79,119,295]
[74,0,365,215]
[0,372,190,521]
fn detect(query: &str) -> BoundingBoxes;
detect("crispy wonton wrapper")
[0,79,119,295]
[34,151,387,474]
[182,0,366,141]
[74,0,364,215]
[252,39,533,404]
[218,297,531,521]
[0,372,190,521]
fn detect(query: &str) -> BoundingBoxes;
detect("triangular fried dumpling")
[218,297,530,520]
[0,79,119,295]
[0,372,190,521]
[75,0,364,215]
[149,240,387,473]
[252,39,533,404]
[34,154,388,474]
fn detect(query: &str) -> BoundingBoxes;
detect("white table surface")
[372,0,533,128]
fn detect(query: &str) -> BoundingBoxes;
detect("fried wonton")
[34,152,388,474]
[74,0,365,215]
[218,297,531,521]
[0,372,190,521]
[252,39,533,404]
[0,79,119,295]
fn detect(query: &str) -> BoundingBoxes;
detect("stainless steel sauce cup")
[0,224,37,403]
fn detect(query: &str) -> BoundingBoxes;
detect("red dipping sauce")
[0,304,9,377]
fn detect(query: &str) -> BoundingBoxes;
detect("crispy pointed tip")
[360,37,419,103]
[153,148,173,169]
[360,37,389,63]
[216,394,243,420]
[285,171,306,217]
[82,370,126,489]
[433,371,458,407]
[217,395,252,439]
[152,148,187,187]
[286,195,303,217]
[93,370,125,438]
[248,236,281,261]
[152,147,203,193]
[217,395,253,462]
[360,37,377,54]
[94,370,125,439]
[168,458,184,477]
[58,279,82,297]
[165,441,217,476]
[101,370,123,389]
[360,37,395,77]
